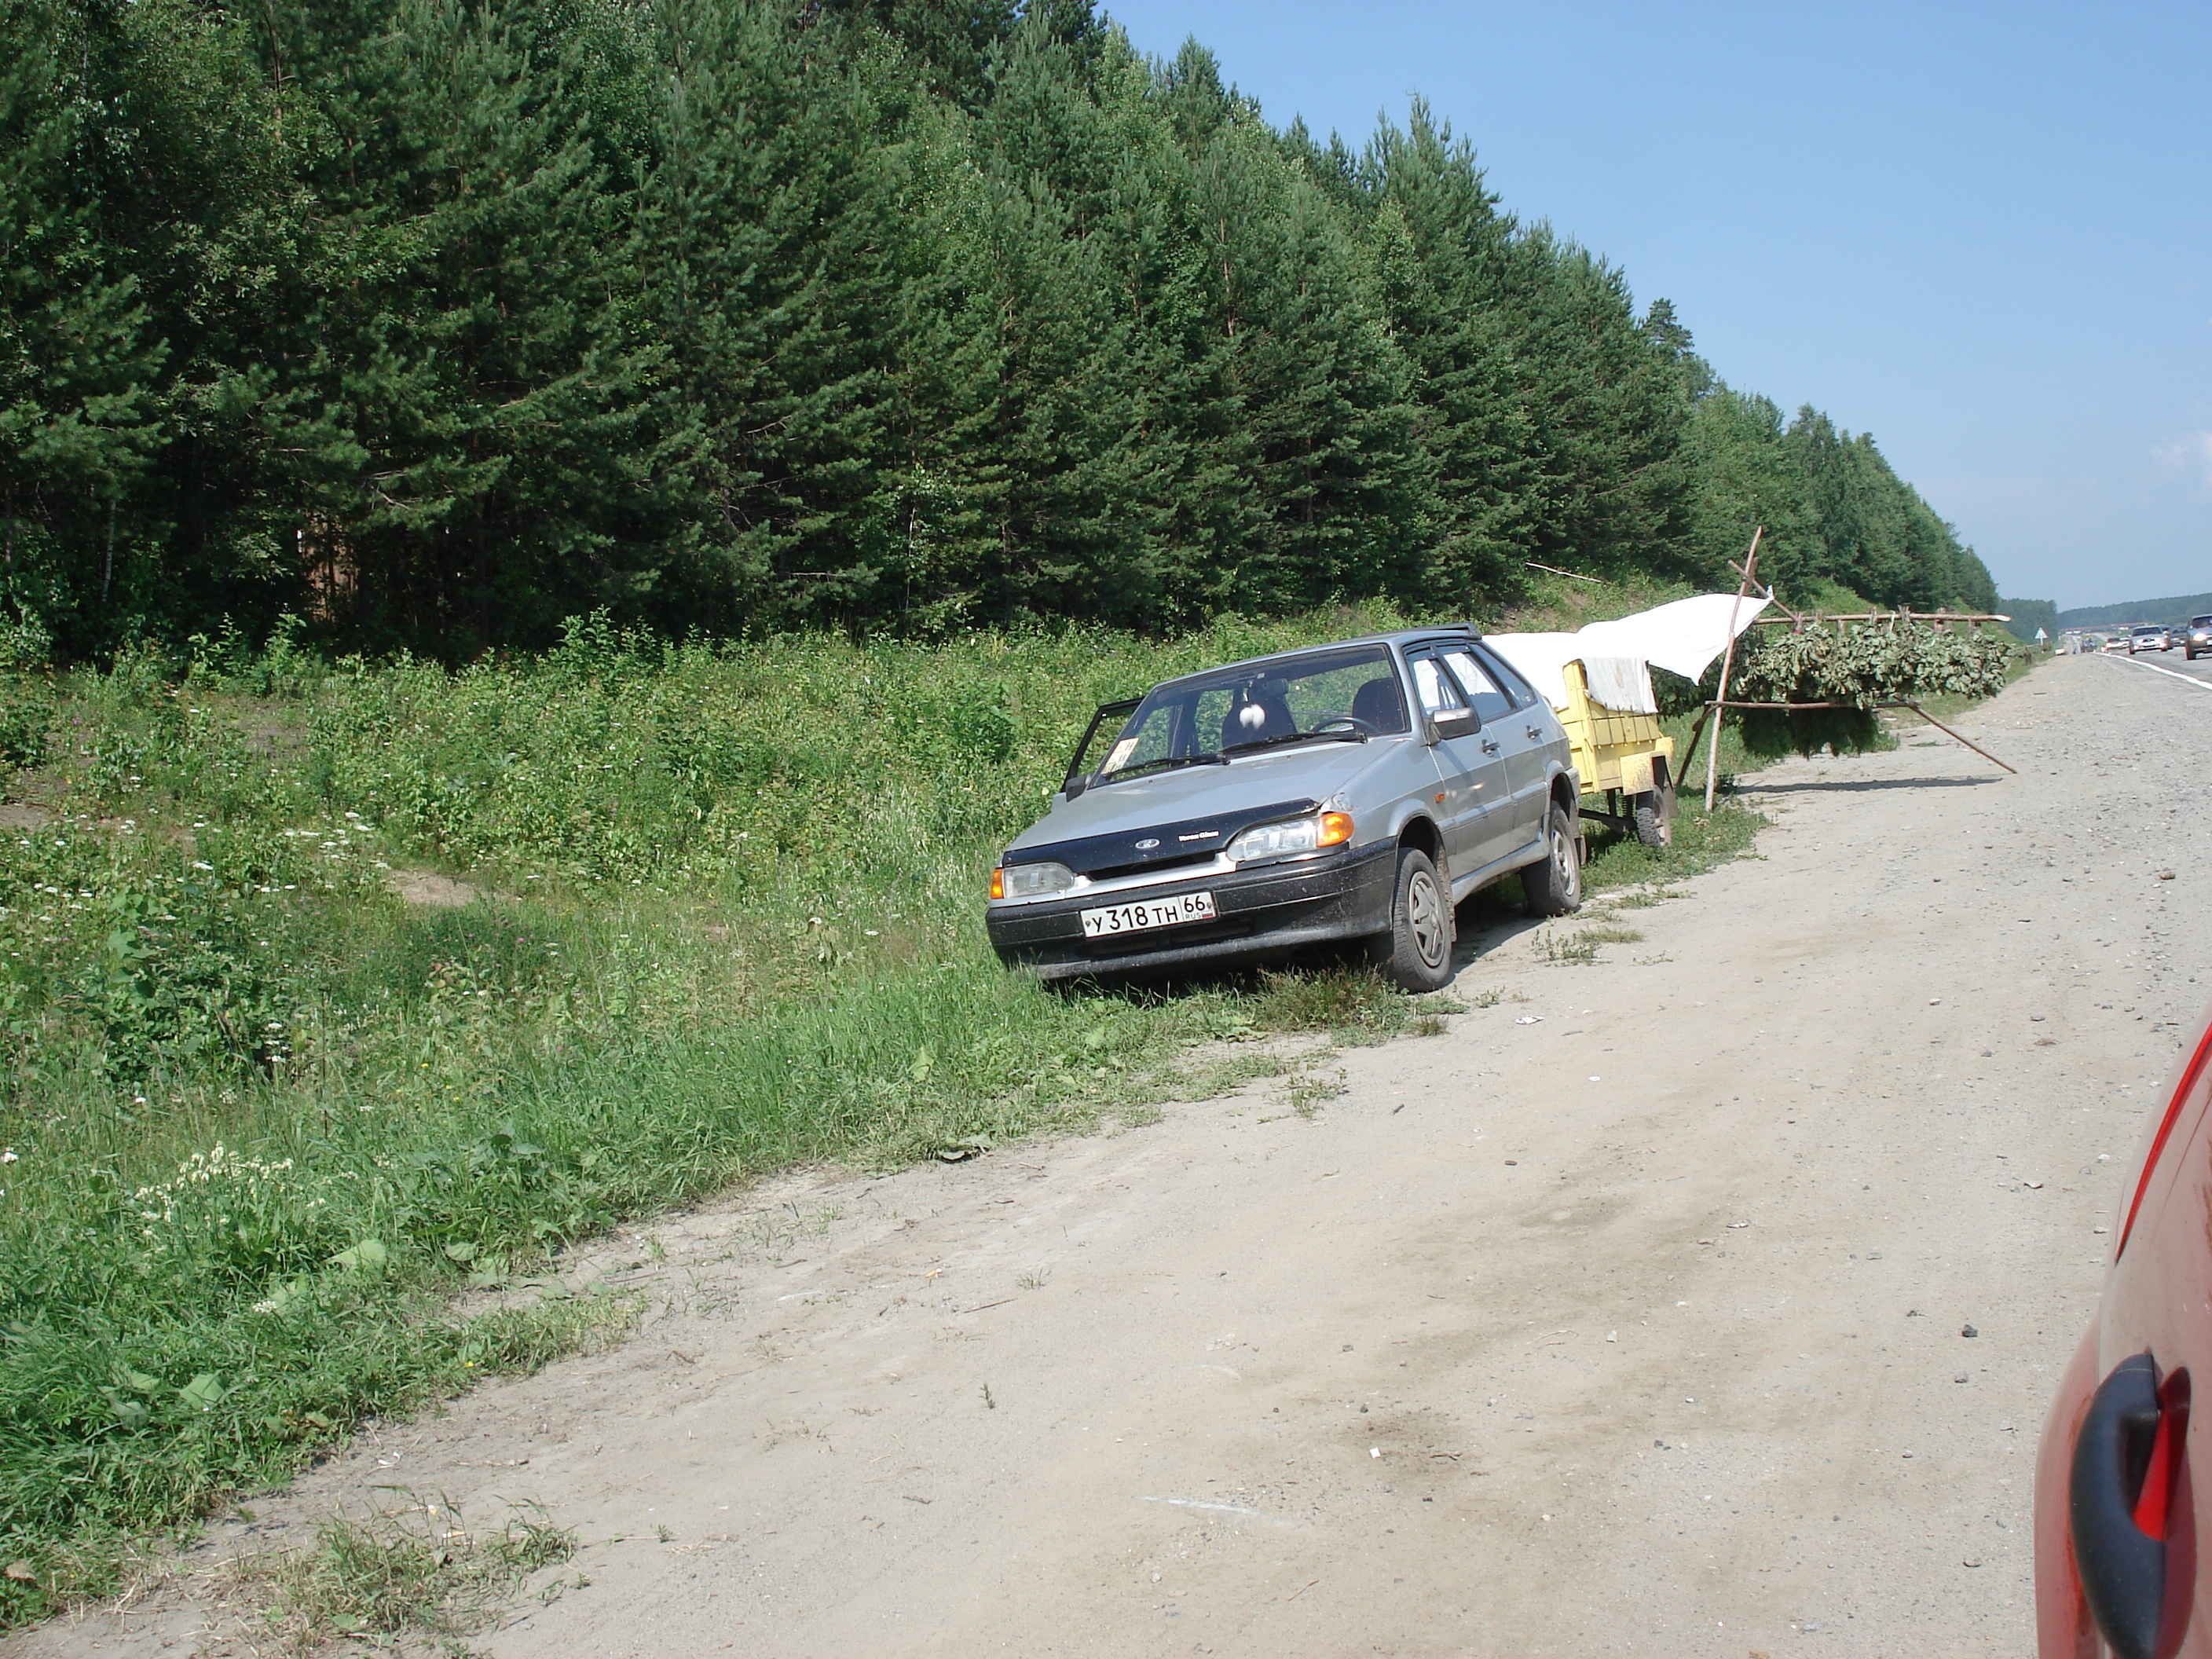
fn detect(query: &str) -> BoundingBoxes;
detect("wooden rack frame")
[1750,609,2015,628]
[1676,698,2016,781]
[1683,546,2016,801]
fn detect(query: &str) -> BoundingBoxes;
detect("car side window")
[1408,654,1468,716]
[1441,649,1514,724]
[1469,643,1545,711]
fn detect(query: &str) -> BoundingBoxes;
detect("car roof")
[1141,628,1478,695]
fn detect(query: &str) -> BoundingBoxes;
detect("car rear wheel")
[1522,804,1584,916]
[1372,846,1452,991]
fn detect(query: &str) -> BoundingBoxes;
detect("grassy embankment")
[0,588,1767,1618]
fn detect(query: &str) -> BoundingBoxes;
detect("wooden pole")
[1890,703,2017,775]
[1702,698,2016,775]
[1749,610,2013,627]
[1702,526,1763,811]
[1674,701,1714,782]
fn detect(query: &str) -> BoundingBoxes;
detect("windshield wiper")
[1220,729,1366,755]
[1103,753,1229,781]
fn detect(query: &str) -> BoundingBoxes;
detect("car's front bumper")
[986,840,1397,980]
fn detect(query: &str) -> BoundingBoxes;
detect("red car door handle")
[2071,1353,2187,1659]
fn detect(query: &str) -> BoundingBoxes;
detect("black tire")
[1371,846,1452,991]
[1630,771,1675,848]
[1522,804,1584,917]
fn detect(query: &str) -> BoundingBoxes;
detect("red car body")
[2038,999,2212,1658]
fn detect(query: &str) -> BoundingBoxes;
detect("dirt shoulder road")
[18,652,2210,1659]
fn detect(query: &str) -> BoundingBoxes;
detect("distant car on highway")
[2104,636,2128,653]
[2036,996,2212,1659]
[2186,616,2211,661]
[985,630,1584,989]
[2130,626,2172,654]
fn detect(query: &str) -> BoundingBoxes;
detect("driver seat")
[1351,674,1404,732]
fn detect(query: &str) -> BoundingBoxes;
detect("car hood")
[1003,738,1408,875]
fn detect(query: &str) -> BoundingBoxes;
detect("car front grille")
[1082,850,1218,882]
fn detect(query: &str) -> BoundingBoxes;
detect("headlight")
[994,859,1077,899]
[1225,811,1353,863]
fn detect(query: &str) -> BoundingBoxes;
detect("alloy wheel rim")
[1552,827,1577,894]
[1408,870,1446,965]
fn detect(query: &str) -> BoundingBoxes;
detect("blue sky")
[1100,2,2212,611]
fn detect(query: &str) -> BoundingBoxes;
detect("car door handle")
[2071,1352,2190,1659]
[1480,739,1500,754]
[1525,727,1544,741]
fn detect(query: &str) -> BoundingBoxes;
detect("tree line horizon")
[2,0,1999,662]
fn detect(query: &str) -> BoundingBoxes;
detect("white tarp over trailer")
[1485,591,1773,714]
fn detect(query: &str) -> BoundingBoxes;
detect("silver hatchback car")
[986,630,1584,989]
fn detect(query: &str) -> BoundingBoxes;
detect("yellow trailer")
[1485,591,1769,847]
[1558,660,1676,848]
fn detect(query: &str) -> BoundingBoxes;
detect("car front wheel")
[1371,846,1452,991]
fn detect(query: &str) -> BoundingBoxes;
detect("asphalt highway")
[2105,646,2212,691]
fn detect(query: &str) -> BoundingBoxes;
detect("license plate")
[1080,891,1216,939]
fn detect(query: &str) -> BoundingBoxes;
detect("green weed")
[229,1500,574,1652]
[1537,925,1644,966]
[1284,1065,1347,1117]
[1602,886,1686,910]
[1247,965,1463,1046]
[1582,800,1765,896]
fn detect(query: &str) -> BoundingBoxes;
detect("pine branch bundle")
[1728,621,2014,759]
[1733,621,2014,707]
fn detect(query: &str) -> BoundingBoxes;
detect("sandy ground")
[14,650,2212,1659]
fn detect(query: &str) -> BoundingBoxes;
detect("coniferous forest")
[2,0,1998,660]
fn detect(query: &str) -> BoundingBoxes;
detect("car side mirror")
[1428,709,1478,743]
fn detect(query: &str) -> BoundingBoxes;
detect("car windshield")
[1100,644,1409,778]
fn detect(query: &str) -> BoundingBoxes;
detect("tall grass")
[0,589,1763,1618]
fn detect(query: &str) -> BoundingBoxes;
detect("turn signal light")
[1319,811,1354,847]
[989,866,1005,899]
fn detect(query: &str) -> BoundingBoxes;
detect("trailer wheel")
[1631,779,1675,848]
